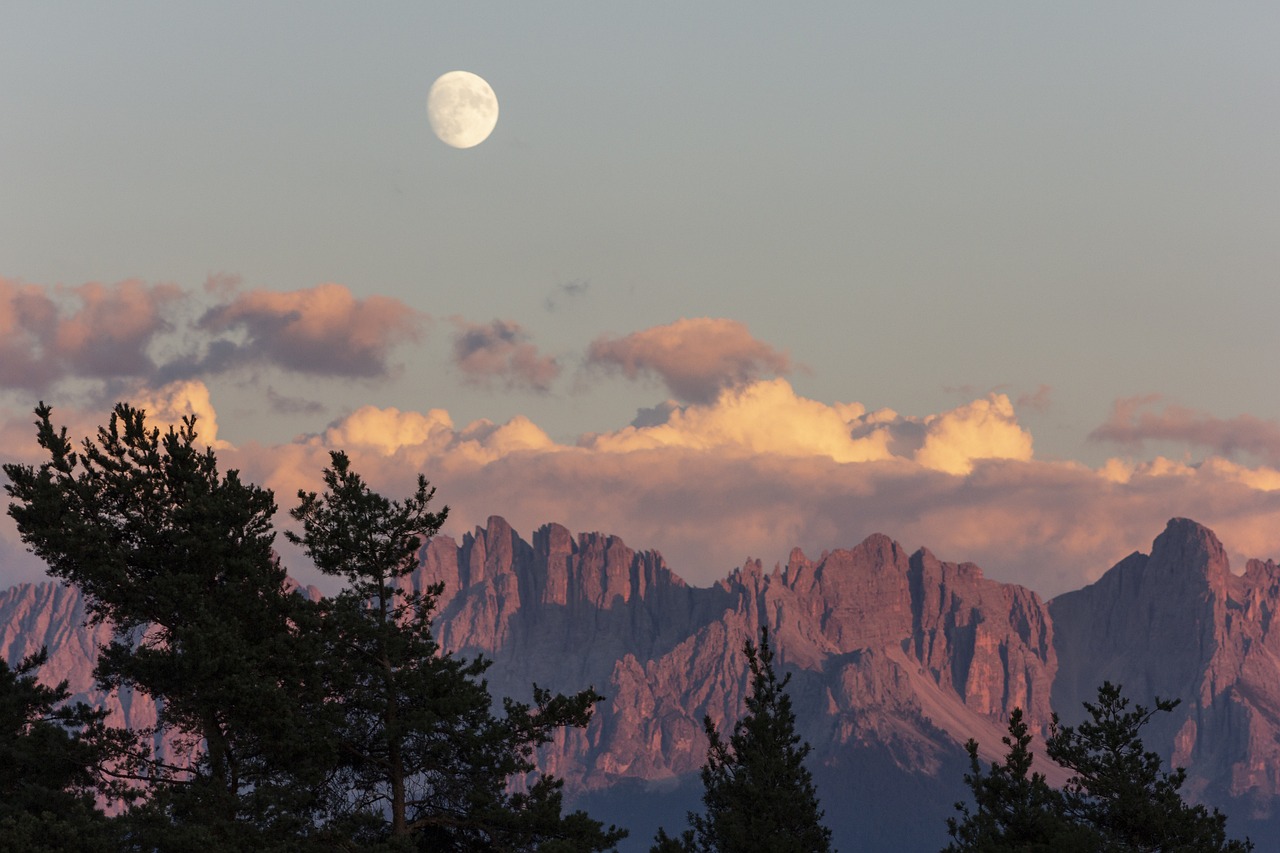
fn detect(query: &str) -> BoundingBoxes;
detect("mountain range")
[3,516,1277,851]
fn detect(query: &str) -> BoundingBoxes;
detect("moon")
[427,71,499,149]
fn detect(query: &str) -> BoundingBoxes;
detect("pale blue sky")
[2,3,1279,591]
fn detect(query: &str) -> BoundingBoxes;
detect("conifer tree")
[4,403,332,848]
[0,648,129,852]
[947,682,1253,852]
[1046,682,1252,853]
[289,450,625,851]
[945,708,1094,852]
[652,626,833,853]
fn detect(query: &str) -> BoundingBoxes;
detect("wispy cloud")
[1090,395,1280,465]
[267,387,326,416]
[1016,384,1052,413]
[450,318,561,393]
[586,318,793,403]
[544,279,590,312]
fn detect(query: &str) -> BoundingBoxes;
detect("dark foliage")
[5,404,623,851]
[1047,682,1252,853]
[947,682,1252,852]
[288,449,626,851]
[5,402,331,847]
[944,708,1094,852]
[0,648,131,852]
[652,626,833,853]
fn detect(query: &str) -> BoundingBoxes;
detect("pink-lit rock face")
[0,581,161,747]
[408,518,1055,790]
[5,516,1279,823]
[1051,518,1280,818]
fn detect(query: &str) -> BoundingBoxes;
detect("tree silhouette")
[947,682,1252,852]
[289,450,626,851]
[652,626,833,853]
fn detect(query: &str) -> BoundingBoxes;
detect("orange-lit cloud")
[195,283,425,378]
[1090,395,1280,466]
[587,318,793,403]
[6,380,1280,601]
[582,380,1031,476]
[450,318,561,392]
[130,380,228,449]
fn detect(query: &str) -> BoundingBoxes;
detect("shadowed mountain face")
[3,516,1277,850]
[1051,517,1280,822]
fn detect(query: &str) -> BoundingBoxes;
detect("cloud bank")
[5,377,1263,599]
[3,291,1277,600]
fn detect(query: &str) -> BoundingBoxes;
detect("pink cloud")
[54,280,182,378]
[450,318,561,392]
[9,381,1280,602]
[0,277,427,391]
[218,381,1276,598]
[1090,395,1280,466]
[586,317,793,403]
[196,283,426,378]
[0,278,59,390]
[0,277,179,390]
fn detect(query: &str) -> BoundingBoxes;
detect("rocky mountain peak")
[7,515,1280,848]
[1150,517,1231,589]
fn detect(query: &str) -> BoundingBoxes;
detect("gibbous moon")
[427,71,499,149]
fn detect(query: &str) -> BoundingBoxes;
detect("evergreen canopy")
[3,402,624,851]
[652,626,833,853]
[946,682,1253,853]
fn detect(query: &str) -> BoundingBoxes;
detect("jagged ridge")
[4,516,1279,849]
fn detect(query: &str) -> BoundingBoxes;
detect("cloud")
[194,283,426,379]
[450,318,561,392]
[130,380,228,448]
[586,318,793,403]
[913,395,1034,475]
[544,279,590,312]
[0,277,180,390]
[1,277,429,392]
[1016,384,1052,413]
[266,387,326,416]
[8,380,1280,602]
[1090,395,1280,466]
[582,379,1030,475]
[309,404,555,465]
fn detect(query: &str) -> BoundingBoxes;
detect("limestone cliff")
[5,515,1279,845]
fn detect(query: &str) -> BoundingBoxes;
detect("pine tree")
[1046,682,1252,853]
[652,626,833,853]
[945,708,1095,852]
[947,682,1253,852]
[0,648,130,853]
[4,403,332,848]
[289,450,626,851]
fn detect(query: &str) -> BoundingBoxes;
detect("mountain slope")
[3,516,1276,849]
[1051,517,1280,822]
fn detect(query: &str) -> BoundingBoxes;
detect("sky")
[2,3,1279,597]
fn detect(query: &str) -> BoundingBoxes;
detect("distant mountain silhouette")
[3,516,1276,851]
